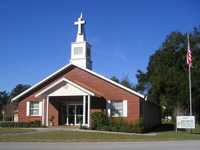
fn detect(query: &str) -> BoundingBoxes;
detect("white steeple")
[74,12,86,42]
[70,13,92,70]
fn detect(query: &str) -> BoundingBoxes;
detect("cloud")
[91,37,100,45]
[114,51,126,60]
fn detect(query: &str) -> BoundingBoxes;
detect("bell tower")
[70,13,92,70]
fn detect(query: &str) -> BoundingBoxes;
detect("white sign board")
[2,110,4,114]
[177,116,195,129]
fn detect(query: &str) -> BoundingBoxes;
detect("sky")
[0,0,199,93]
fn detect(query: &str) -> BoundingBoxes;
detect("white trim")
[46,96,49,126]
[39,101,43,116]
[83,96,86,126]
[87,95,91,128]
[29,102,40,116]
[67,103,83,126]
[35,78,100,98]
[26,102,30,116]
[123,100,128,117]
[75,64,144,98]
[106,100,111,117]
[42,97,45,125]
[48,93,89,97]
[11,63,72,102]
[11,63,144,102]
[66,104,69,125]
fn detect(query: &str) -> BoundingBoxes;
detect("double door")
[68,104,83,125]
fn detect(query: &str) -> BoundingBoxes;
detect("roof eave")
[11,62,144,102]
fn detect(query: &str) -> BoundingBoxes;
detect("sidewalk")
[3,127,158,136]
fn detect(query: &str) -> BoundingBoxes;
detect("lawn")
[0,128,36,134]
[0,124,199,142]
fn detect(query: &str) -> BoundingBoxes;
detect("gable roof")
[11,63,144,102]
[35,77,101,98]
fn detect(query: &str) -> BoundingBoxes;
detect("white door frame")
[66,103,83,125]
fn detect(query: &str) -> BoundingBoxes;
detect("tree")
[120,75,133,89]
[0,91,9,109]
[9,84,31,101]
[2,102,17,121]
[110,75,134,89]
[136,25,200,117]
[110,76,120,83]
[0,91,10,120]
[135,70,150,95]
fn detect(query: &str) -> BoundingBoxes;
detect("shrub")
[111,126,119,132]
[91,112,145,133]
[29,121,35,127]
[0,120,41,128]
[23,122,30,128]
[34,120,41,127]
[14,122,23,127]
[108,118,117,127]
[50,116,55,122]
[91,111,108,130]
[133,117,145,133]
[80,126,87,130]
[101,125,111,131]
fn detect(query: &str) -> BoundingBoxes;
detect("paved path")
[0,141,200,150]
[3,127,158,136]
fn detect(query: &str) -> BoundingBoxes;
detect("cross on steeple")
[74,12,86,35]
[70,13,92,70]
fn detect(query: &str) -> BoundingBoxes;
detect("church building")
[12,13,161,130]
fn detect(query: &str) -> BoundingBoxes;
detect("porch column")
[83,96,86,126]
[42,96,45,125]
[87,95,91,128]
[66,104,69,125]
[46,96,49,127]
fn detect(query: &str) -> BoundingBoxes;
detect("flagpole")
[187,34,192,116]
[189,63,192,116]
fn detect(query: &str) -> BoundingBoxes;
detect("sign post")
[176,116,195,133]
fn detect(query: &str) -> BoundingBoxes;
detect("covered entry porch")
[55,95,91,126]
[35,78,102,127]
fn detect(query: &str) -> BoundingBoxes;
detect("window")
[30,102,39,116]
[74,47,83,55]
[111,101,123,117]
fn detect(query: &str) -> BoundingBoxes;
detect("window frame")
[30,102,40,116]
[111,100,124,117]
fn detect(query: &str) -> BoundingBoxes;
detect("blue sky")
[0,0,199,93]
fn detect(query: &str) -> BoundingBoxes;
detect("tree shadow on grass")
[151,123,175,133]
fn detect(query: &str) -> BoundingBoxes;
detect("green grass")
[0,128,36,134]
[0,124,199,142]
[0,130,199,142]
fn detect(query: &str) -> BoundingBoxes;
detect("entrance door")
[76,105,83,125]
[67,104,83,125]
[68,105,75,125]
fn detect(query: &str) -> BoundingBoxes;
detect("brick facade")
[17,65,161,128]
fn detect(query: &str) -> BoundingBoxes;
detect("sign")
[177,116,195,129]
[2,110,4,115]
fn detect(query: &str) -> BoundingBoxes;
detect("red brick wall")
[17,65,141,126]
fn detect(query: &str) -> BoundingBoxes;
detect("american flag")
[187,35,193,68]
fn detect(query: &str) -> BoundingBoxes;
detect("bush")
[91,111,108,130]
[0,120,41,128]
[90,112,145,133]
[80,126,87,130]
[111,126,119,132]
[101,125,111,131]
[23,122,30,128]
[34,120,41,127]
[133,117,145,133]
